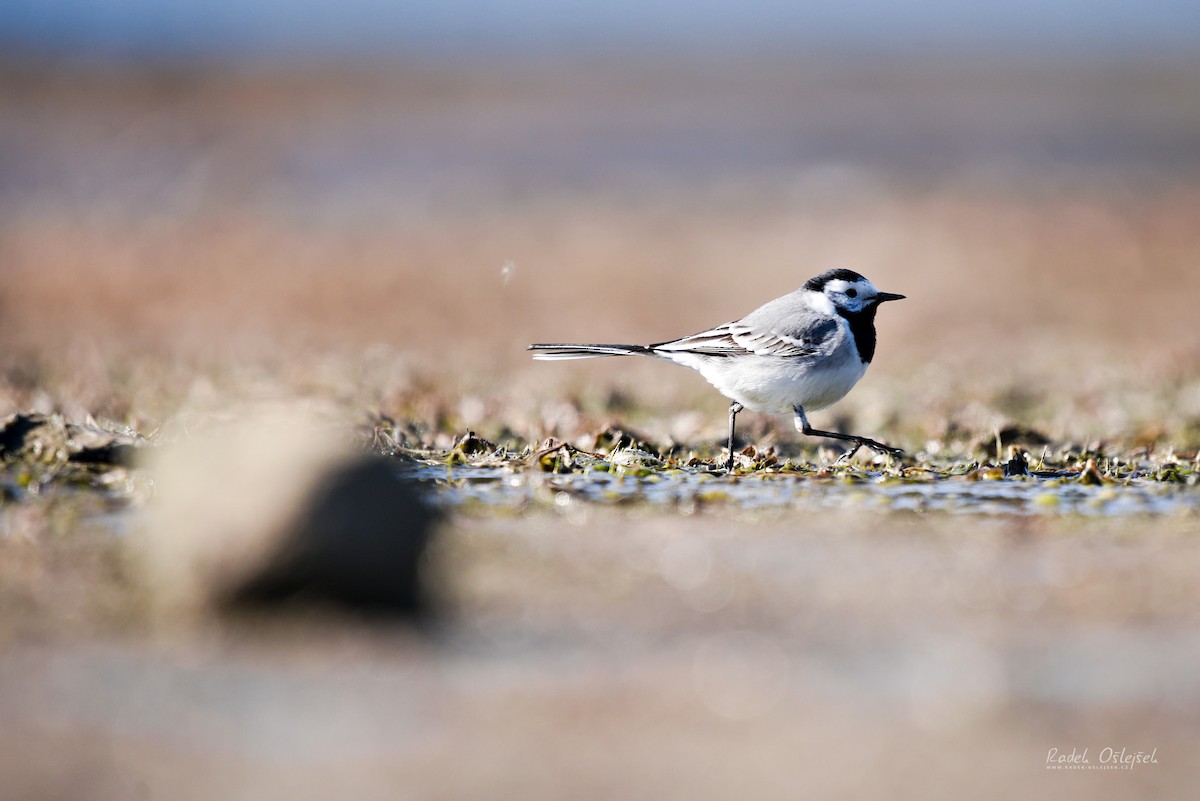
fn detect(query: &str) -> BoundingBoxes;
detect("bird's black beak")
[874,292,906,303]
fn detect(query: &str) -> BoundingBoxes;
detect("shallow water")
[401,463,1200,517]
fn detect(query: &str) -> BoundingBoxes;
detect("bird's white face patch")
[823,278,879,314]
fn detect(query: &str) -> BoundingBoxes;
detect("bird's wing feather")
[652,314,838,358]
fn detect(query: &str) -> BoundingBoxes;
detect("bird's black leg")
[793,405,903,458]
[725,401,744,472]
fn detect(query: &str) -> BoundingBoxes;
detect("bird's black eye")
[845,288,858,298]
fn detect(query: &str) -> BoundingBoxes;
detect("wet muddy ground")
[413,459,1200,516]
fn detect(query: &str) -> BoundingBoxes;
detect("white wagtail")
[529,269,905,470]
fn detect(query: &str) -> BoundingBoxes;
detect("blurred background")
[2,0,1200,445]
[3,3,1200,799]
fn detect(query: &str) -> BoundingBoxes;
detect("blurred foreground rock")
[137,408,438,623]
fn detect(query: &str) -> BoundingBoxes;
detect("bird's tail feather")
[528,343,649,361]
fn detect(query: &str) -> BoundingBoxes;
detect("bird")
[529,268,905,471]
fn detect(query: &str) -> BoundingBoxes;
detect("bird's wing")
[652,314,838,358]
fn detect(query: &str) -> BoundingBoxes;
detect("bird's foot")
[858,437,903,458]
[834,444,862,464]
[835,438,903,462]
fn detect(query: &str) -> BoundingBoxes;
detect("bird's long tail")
[528,343,650,361]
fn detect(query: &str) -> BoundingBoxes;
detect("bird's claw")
[836,439,902,463]
[863,439,904,458]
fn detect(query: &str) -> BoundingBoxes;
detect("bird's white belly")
[695,354,868,415]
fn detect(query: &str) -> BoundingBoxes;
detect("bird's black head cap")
[803,268,867,292]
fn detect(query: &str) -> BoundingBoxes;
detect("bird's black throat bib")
[836,304,878,364]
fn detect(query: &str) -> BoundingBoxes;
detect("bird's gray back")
[736,290,842,358]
